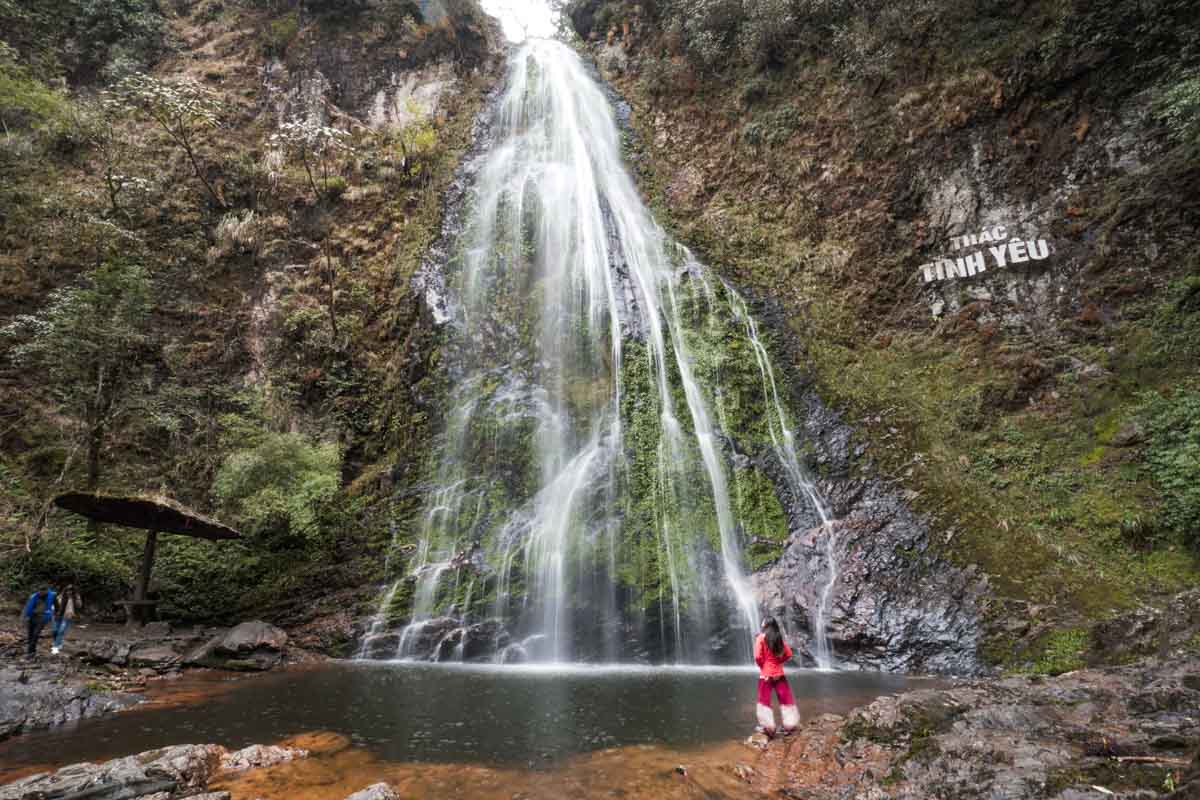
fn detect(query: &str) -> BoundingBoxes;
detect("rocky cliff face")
[0,0,504,632]
[751,387,986,673]
[569,0,1200,672]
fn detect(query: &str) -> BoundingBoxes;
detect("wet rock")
[0,663,139,742]
[140,621,172,638]
[76,637,135,666]
[127,644,181,670]
[391,616,459,660]
[0,743,224,800]
[345,783,401,800]
[219,743,308,772]
[461,619,509,661]
[1110,421,1146,447]
[1091,590,1200,665]
[185,621,289,671]
[358,631,401,659]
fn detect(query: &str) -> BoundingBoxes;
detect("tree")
[116,72,226,208]
[72,94,152,219]
[1,260,154,492]
[269,118,354,201]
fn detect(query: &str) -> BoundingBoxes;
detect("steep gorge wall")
[569,0,1200,670]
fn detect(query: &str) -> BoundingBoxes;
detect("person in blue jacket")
[21,588,56,659]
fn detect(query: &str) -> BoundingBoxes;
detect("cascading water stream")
[726,290,839,670]
[359,39,839,666]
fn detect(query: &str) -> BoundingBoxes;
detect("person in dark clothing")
[52,584,81,655]
[21,588,56,659]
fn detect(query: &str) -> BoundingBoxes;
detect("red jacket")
[754,633,792,679]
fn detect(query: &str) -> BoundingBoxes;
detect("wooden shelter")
[53,492,241,625]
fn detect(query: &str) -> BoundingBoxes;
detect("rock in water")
[220,743,309,772]
[345,783,402,800]
[185,621,289,671]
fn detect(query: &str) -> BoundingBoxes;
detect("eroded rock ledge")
[736,657,1200,799]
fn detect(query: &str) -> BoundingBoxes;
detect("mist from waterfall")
[361,40,838,665]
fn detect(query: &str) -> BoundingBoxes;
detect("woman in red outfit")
[754,617,799,736]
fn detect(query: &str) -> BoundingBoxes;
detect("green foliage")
[0,0,165,84]
[0,41,71,132]
[1024,627,1088,675]
[2,259,152,397]
[1156,71,1200,147]
[1,259,154,486]
[14,527,135,600]
[742,105,800,148]
[213,432,342,546]
[1137,385,1200,551]
[265,11,300,56]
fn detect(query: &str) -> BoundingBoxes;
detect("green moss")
[1022,627,1088,676]
[735,466,789,569]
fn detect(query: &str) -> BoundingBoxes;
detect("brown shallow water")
[1,662,933,797]
[215,733,783,799]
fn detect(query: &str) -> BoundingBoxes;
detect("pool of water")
[0,662,921,793]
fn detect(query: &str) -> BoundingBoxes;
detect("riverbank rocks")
[345,783,401,800]
[184,621,289,671]
[735,656,1200,799]
[0,663,138,742]
[0,741,312,800]
[0,743,225,800]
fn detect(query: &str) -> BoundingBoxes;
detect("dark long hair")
[761,617,785,657]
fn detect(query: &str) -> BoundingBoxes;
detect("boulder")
[0,743,224,800]
[185,621,289,671]
[345,783,401,800]
[127,644,181,670]
[461,619,509,661]
[75,637,134,666]
[358,631,401,659]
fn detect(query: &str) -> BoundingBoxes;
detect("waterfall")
[362,39,838,665]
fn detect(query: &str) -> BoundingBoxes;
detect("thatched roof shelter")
[53,492,241,625]
[53,492,240,540]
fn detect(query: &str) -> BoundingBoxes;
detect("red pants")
[756,676,799,734]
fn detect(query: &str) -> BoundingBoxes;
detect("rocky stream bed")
[0,619,304,742]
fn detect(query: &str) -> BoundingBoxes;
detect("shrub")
[0,42,71,134]
[737,0,797,69]
[208,210,263,264]
[213,431,342,547]
[264,11,299,57]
